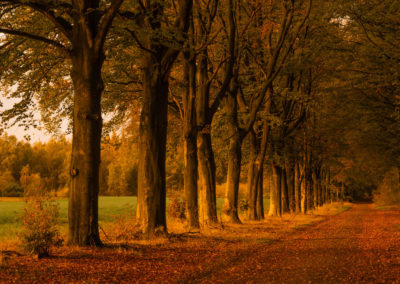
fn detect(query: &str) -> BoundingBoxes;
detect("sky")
[1,96,53,143]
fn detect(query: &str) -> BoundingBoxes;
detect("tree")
[127,0,193,237]
[0,0,124,246]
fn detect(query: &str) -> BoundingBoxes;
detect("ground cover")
[0,202,356,283]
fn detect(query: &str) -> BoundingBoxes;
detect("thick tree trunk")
[68,53,103,246]
[246,131,258,220]
[256,166,264,219]
[281,168,289,213]
[223,140,242,223]
[183,54,199,230]
[137,55,168,237]
[223,87,242,223]
[223,132,242,223]
[286,162,295,213]
[136,0,193,237]
[196,47,218,226]
[294,162,301,213]
[269,164,282,217]
[197,131,218,226]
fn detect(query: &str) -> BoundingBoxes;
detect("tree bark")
[281,167,290,213]
[247,116,270,220]
[300,163,307,214]
[68,52,103,246]
[223,80,242,223]
[246,131,258,220]
[256,166,264,219]
[183,53,199,230]
[67,0,124,246]
[269,164,282,217]
[137,55,168,236]
[136,0,193,237]
[286,161,295,213]
[197,51,218,226]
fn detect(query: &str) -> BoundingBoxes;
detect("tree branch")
[94,0,125,54]
[0,28,70,56]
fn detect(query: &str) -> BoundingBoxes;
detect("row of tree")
[0,134,139,197]
[1,0,399,246]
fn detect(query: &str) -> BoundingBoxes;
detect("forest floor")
[1,202,400,283]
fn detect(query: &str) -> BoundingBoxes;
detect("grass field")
[0,196,270,242]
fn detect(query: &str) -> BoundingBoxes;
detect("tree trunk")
[312,170,318,209]
[68,51,104,246]
[137,54,169,236]
[247,116,270,220]
[269,164,282,217]
[196,51,218,226]
[197,131,218,225]
[246,131,258,220]
[183,54,199,230]
[300,163,307,214]
[307,172,314,211]
[223,84,242,223]
[136,0,193,237]
[256,166,264,219]
[294,162,301,213]
[281,167,289,213]
[223,131,242,223]
[286,162,295,213]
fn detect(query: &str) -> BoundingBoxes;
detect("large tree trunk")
[223,86,242,224]
[137,55,168,236]
[197,131,218,225]
[136,0,193,237]
[269,164,282,217]
[183,54,199,230]
[66,0,124,247]
[223,133,242,223]
[196,51,218,226]
[68,51,104,246]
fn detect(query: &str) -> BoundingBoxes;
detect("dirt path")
[187,203,400,283]
[2,203,400,283]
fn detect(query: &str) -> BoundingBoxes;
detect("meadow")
[0,196,270,242]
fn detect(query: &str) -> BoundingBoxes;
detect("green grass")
[0,196,270,242]
[0,197,138,241]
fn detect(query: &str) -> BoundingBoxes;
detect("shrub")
[103,209,142,241]
[168,197,186,220]
[19,197,63,258]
